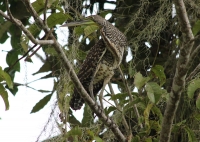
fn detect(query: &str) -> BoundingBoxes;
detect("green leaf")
[47,12,72,28]
[66,126,82,137]
[172,120,186,133]
[4,67,16,81]
[145,138,152,142]
[128,63,135,77]
[149,120,161,132]
[0,67,13,89]
[28,24,40,37]
[20,35,29,52]
[74,27,84,36]
[44,47,58,56]
[68,115,81,125]
[0,83,9,110]
[6,50,20,72]
[77,49,87,60]
[7,85,18,96]
[40,72,53,79]
[194,113,200,121]
[32,0,45,13]
[134,72,150,89]
[145,82,162,103]
[144,103,153,130]
[93,136,103,142]
[123,97,141,112]
[82,104,93,127]
[10,34,21,50]
[187,79,200,99]
[176,39,180,46]
[132,135,140,142]
[0,21,11,43]
[110,93,128,101]
[192,20,200,36]
[105,106,116,115]
[152,138,159,142]
[31,94,52,113]
[196,94,200,109]
[87,130,94,137]
[184,126,198,142]
[151,65,166,86]
[68,110,81,125]
[151,105,163,122]
[33,62,51,75]
[37,90,51,93]
[84,25,99,37]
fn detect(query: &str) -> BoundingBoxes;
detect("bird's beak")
[60,20,95,27]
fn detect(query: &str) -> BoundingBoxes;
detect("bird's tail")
[70,88,84,110]
[70,81,103,110]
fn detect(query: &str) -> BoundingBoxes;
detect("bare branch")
[43,0,48,25]
[118,67,143,129]
[17,0,127,141]
[6,44,37,72]
[25,28,54,61]
[108,83,130,135]
[187,63,200,82]
[0,10,54,45]
[52,41,127,141]
[159,0,194,141]
[190,44,200,62]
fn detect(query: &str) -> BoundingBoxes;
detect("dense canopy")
[1,0,200,141]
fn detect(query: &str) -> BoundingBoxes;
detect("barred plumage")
[70,39,106,110]
[69,15,127,110]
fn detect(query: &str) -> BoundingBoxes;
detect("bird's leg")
[89,64,101,101]
[89,80,95,100]
[99,71,114,109]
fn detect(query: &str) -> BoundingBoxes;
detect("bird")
[62,15,127,110]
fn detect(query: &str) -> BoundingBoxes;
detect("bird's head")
[61,15,106,27]
[86,15,106,27]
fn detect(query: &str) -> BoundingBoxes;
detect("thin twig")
[189,34,200,43]
[25,28,54,61]
[186,63,200,82]
[6,44,37,72]
[152,38,160,67]
[189,44,200,63]
[118,67,143,129]
[18,1,126,141]
[43,0,48,25]
[99,92,104,110]
[0,10,54,45]
[108,82,130,135]
[31,50,46,63]
[6,28,54,72]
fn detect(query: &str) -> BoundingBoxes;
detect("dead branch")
[159,0,194,141]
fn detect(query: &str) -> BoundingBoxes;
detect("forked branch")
[1,0,127,141]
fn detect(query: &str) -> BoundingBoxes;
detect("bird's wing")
[77,38,107,85]
[70,39,106,110]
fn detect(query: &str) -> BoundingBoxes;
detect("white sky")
[0,38,56,141]
[0,2,121,142]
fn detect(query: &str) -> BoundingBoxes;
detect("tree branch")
[51,34,127,142]
[1,0,126,141]
[0,10,54,45]
[118,67,143,129]
[159,0,194,141]
[186,63,200,82]
[108,83,130,135]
